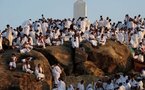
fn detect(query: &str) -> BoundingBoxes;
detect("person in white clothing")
[71,36,79,48]
[105,79,114,90]
[42,20,48,36]
[45,35,52,46]
[137,79,144,90]
[86,83,93,90]
[20,41,33,54]
[67,84,74,90]
[129,78,137,89]
[9,53,17,70]
[99,34,106,45]
[57,78,66,90]
[77,80,85,90]
[5,25,13,46]
[0,32,3,51]
[23,25,30,36]
[118,83,125,90]
[89,32,97,47]
[22,61,33,74]
[141,69,145,78]
[124,80,131,90]
[35,64,45,81]
[36,33,46,48]
[52,64,62,85]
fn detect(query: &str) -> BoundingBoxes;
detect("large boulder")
[82,40,133,74]
[74,48,104,76]
[34,46,73,75]
[0,50,52,90]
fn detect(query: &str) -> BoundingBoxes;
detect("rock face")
[0,40,133,90]
[82,40,133,74]
[34,46,73,75]
[73,48,104,76]
[34,40,132,76]
[0,50,52,90]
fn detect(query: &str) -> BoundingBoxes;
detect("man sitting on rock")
[35,64,45,81]
[22,61,33,74]
[20,41,33,54]
[9,53,17,70]
[21,56,33,63]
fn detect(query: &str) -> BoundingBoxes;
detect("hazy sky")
[0,0,145,30]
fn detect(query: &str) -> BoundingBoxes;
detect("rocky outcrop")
[34,46,73,75]
[34,40,133,76]
[82,40,133,74]
[73,48,104,76]
[0,50,52,90]
[0,39,134,90]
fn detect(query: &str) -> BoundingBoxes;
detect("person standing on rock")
[52,63,62,87]
[3,25,14,47]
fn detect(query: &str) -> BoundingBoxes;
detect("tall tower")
[73,0,87,20]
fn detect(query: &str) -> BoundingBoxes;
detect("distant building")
[73,0,87,20]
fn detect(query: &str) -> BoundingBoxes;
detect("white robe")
[6,28,13,46]
[52,65,62,84]
[124,32,129,44]
[99,36,106,45]
[89,34,97,46]
[29,30,36,45]
[42,22,48,36]
[130,34,139,48]
[117,32,124,43]
[0,34,3,50]
[22,64,33,74]
[105,83,114,90]
[67,85,74,90]
[141,70,145,78]
[58,80,66,90]
[124,83,131,90]
[80,20,86,33]
[45,37,52,46]
[77,83,84,90]
[138,31,144,42]
[72,37,79,48]
[35,66,45,79]
[65,20,72,29]
[129,79,137,87]
[86,84,93,90]
[23,25,30,36]
[137,81,144,90]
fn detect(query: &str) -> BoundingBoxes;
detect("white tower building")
[73,0,87,20]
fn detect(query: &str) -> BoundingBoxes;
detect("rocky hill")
[0,40,133,90]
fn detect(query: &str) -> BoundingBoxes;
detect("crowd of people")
[8,52,145,90]
[0,14,144,55]
[1,14,145,89]
[9,53,45,81]
[66,73,145,90]
[0,14,145,55]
